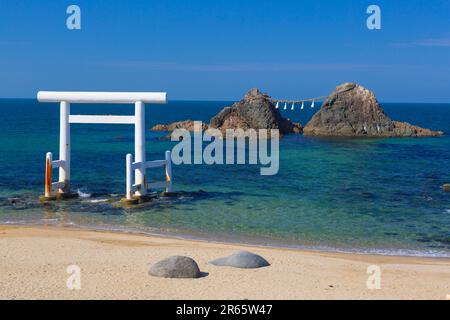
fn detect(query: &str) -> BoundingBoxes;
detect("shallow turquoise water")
[0,99,449,257]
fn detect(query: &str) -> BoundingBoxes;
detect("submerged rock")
[303,83,444,137]
[209,251,270,269]
[151,120,209,132]
[151,88,302,137]
[148,256,201,279]
[443,184,450,192]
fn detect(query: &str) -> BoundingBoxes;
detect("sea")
[0,99,449,258]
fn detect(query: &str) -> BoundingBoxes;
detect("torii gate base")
[39,194,78,203]
[37,91,173,205]
[119,150,175,206]
[38,152,80,203]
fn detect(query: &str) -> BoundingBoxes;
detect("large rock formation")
[151,88,302,136]
[303,83,444,137]
[209,88,302,134]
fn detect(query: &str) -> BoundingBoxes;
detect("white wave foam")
[77,189,91,198]
[88,199,108,204]
[41,218,60,222]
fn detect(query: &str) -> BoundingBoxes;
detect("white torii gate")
[37,91,173,205]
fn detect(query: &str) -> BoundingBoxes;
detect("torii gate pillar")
[59,101,72,195]
[134,101,147,197]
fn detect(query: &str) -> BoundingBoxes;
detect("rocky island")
[151,88,302,136]
[152,84,443,138]
[303,83,443,137]
[209,88,302,135]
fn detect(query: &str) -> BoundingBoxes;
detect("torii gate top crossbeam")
[37,91,167,104]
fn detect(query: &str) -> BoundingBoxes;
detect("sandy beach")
[0,225,449,300]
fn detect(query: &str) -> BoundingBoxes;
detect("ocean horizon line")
[1,97,450,105]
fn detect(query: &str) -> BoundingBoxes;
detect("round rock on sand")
[149,256,201,279]
[209,251,270,269]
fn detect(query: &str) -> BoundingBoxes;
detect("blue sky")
[0,0,449,102]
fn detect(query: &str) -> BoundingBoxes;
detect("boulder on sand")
[303,83,444,137]
[148,256,202,279]
[209,251,270,269]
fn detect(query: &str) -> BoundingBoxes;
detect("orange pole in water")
[44,152,52,198]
